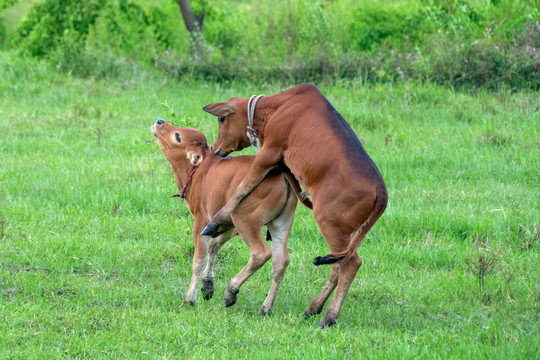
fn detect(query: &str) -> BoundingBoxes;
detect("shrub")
[99,0,184,58]
[0,0,19,46]
[18,0,105,57]
[9,0,540,89]
[426,22,540,90]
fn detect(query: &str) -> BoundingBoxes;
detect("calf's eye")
[218,117,225,124]
[175,132,182,143]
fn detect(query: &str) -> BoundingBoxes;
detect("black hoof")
[302,310,321,319]
[201,224,219,237]
[224,287,239,307]
[201,280,214,300]
[201,287,214,300]
[181,300,196,307]
[318,318,337,329]
[201,279,215,300]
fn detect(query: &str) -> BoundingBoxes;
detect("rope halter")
[247,94,264,150]
[171,166,198,204]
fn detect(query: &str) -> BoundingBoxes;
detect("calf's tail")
[313,188,388,266]
[283,169,313,210]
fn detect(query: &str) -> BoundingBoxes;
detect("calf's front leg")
[182,231,208,307]
[183,220,228,306]
[200,231,234,300]
[201,150,281,237]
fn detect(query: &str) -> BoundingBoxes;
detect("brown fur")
[201,84,388,327]
[151,120,299,315]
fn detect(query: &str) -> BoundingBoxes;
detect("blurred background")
[1,0,538,90]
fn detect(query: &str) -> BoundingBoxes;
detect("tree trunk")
[177,0,205,60]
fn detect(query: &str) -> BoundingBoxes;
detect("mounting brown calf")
[201,84,388,327]
[151,119,310,315]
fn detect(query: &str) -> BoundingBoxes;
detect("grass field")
[1,53,539,359]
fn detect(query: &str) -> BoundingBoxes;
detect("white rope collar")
[247,94,264,150]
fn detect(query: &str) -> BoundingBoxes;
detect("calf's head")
[151,119,208,169]
[203,98,251,157]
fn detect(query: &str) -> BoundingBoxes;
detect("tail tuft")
[313,253,347,266]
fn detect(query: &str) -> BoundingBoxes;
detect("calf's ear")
[202,101,236,117]
[186,151,203,166]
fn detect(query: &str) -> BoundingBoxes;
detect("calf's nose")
[156,119,165,125]
[215,149,227,157]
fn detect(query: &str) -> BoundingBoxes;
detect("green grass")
[1,52,539,359]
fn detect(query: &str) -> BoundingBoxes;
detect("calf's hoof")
[301,308,322,319]
[258,307,273,317]
[201,280,215,301]
[201,287,215,301]
[318,316,337,329]
[181,299,196,307]
[224,287,239,307]
[201,223,219,237]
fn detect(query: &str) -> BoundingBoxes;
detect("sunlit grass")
[0,56,539,359]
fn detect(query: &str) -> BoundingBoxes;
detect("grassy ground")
[1,53,539,359]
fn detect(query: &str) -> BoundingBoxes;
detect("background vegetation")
[0,0,539,359]
[1,0,539,88]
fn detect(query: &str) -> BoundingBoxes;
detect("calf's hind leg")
[224,223,272,307]
[319,253,362,327]
[259,194,296,316]
[302,264,339,317]
[304,217,362,327]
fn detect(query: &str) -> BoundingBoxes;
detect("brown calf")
[151,119,308,315]
[201,84,388,327]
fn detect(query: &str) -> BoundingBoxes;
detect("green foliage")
[0,16,4,46]
[0,0,18,13]
[166,0,540,89]
[4,0,540,87]
[18,0,105,56]
[351,2,420,51]
[427,25,540,90]
[0,0,18,45]
[101,0,176,54]
[161,100,201,128]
